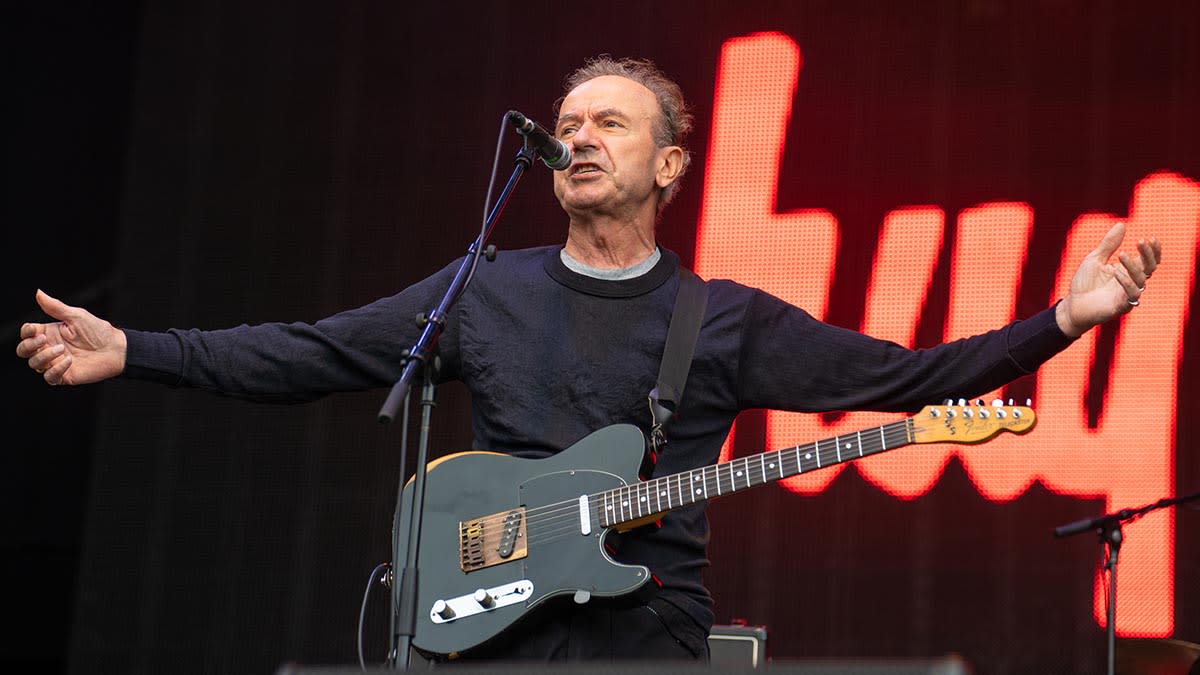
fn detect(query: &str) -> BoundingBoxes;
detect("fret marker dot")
[805,453,812,459]
[769,463,776,469]
[660,491,666,497]
[622,501,629,507]
[844,442,852,449]
[695,488,702,495]
[736,471,743,477]
[606,505,613,510]
[640,496,646,502]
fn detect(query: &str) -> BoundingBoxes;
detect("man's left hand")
[1056,221,1162,338]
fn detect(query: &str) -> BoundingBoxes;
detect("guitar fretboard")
[595,418,914,528]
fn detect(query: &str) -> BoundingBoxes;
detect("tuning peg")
[957,398,966,407]
[943,398,954,406]
[1007,398,1014,406]
[1025,398,1032,406]
[975,399,985,407]
[991,399,1003,407]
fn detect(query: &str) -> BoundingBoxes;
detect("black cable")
[359,561,390,670]
[458,112,511,297]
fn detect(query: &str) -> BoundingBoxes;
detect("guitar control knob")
[474,589,495,608]
[432,599,455,620]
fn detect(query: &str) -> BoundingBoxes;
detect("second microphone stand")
[1054,488,1200,675]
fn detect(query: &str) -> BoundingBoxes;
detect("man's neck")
[563,215,656,269]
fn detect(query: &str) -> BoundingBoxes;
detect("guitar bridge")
[460,507,528,572]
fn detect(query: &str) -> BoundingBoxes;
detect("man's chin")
[557,190,612,214]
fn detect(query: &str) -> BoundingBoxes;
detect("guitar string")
[521,421,918,544]
[458,408,1022,538]
[496,412,1026,548]
[515,420,918,544]
[468,418,918,543]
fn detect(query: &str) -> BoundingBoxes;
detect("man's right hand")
[16,290,127,386]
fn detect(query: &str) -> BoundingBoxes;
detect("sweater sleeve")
[119,260,465,403]
[734,288,1077,414]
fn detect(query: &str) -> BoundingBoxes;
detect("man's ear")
[655,146,685,189]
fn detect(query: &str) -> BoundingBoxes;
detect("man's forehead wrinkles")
[556,106,636,125]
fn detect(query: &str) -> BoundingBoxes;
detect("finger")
[19,321,46,340]
[1118,250,1148,289]
[44,354,72,386]
[15,332,48,359]
[1088,221,1126,262]
[1139,237,1161,277]
[35,289,75,322]
[28,343,66,372]
[1112,264,1141,304]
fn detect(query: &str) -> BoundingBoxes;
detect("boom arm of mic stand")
[381,145,534,669]
[1054,489,1200,538]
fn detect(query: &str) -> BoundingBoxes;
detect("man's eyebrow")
[556,112,582,127]
[555,108,633,128]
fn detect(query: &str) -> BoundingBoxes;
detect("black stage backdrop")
[5,2,1199,674]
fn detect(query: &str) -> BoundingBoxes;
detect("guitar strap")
[647,267,708,458]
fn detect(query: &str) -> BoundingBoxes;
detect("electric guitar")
[394,401,1035,657]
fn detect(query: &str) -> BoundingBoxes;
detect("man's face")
[553,75,670,221]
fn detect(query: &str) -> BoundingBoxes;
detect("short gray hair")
[556,56,694,212]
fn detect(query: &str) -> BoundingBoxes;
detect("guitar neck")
[595,418,913,529]
[594,403,1034,530]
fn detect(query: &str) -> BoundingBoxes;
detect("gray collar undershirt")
[560,247,662,281]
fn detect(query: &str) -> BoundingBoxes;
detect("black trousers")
[415,596,710,665]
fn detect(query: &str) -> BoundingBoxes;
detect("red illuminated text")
[695,31,1200,636]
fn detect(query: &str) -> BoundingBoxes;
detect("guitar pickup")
[430,580,534,624]
[460,507,528,572]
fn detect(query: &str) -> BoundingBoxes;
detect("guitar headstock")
[912,398,1035,444]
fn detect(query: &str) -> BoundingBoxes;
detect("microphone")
[507,110,571,170]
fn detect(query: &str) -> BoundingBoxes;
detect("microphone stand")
[1054,488,1200,675]
[380,142,537,669]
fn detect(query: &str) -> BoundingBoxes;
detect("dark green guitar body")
[394,423,652,656]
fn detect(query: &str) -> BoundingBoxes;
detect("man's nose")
[570,121,597,149]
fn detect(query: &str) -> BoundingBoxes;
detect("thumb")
[35,289,74,321]
[1088,220,1126,262]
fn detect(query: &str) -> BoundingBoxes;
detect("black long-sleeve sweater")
[121,245,1075,637]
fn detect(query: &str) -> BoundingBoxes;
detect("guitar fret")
[592,415,976,529]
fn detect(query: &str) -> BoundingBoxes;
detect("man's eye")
[558,127,576,137]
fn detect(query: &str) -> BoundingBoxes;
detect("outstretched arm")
[1055,221,1161,338]
[16,290,127,386]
